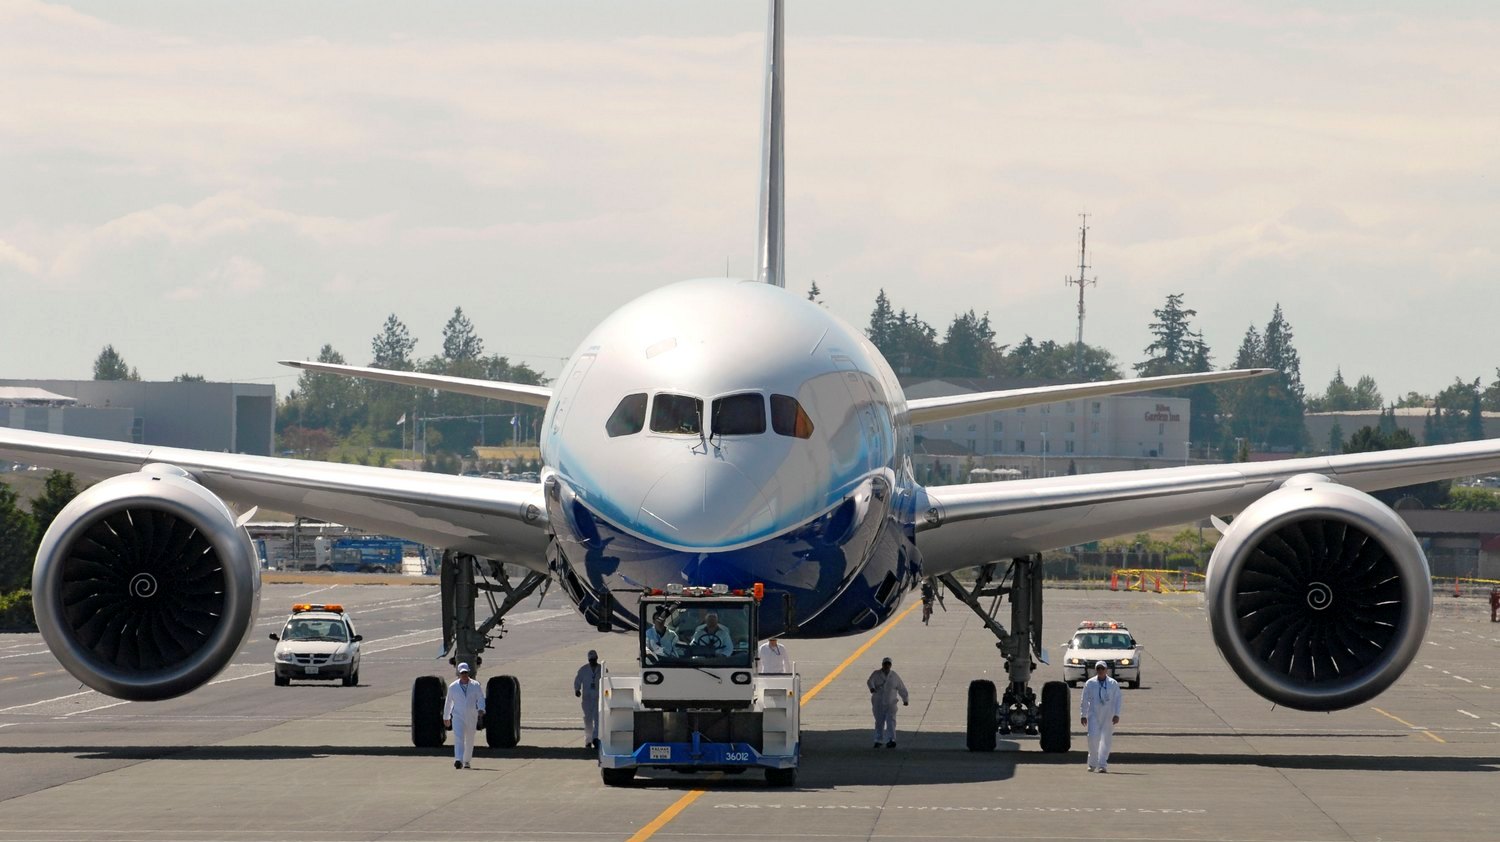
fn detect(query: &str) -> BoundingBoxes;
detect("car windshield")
[641,601,753,668]
[1074,633,1132,650]
[283,618,348,642]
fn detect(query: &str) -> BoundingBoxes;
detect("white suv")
[271,604,363,687]
[1060,621,1142,689]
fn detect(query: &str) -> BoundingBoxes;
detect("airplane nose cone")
[638,458,776,548]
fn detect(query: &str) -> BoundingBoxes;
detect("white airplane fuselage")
[539,278,919,636]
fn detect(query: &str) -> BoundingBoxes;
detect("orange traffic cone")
[1454,579,1462,597]
[1137,573,1148,592]
[1154,575,1163,594]
[1110,571,1119,591]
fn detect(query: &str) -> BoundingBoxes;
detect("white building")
[903,377,1193,480]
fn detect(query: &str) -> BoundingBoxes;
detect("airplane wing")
[279,360,552,407]
[906,368,1271,425]
[0,428,549,569]
[915,438,1500,576]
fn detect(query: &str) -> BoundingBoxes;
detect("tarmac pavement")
[2,583,1499,841]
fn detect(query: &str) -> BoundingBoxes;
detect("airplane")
[5,0,1500,755]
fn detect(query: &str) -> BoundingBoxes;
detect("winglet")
[755,0,785,287]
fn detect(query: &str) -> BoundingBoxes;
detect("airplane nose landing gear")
[410,550,547,749]
[940,555,1071,754]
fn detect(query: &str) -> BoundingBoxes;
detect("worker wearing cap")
[443,662,486,769]
[574,650,602,749]
[866,656,909,748]
[1079,660,1122,772]
[757,637,790,674]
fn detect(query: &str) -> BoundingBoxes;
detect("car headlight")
[330,652,351,663]
[1068,658,1081,665]
[276,651,298,663]
[1119,658,1132,666]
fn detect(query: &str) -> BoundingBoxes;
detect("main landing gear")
[938,554,1070,754]
[411,550,547,750]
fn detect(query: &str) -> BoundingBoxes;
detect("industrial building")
[0,379,276,455]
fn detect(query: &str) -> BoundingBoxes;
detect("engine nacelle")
[1205,477,1431,711]
[32,468,261,701]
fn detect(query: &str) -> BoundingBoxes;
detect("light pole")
[1040,431,1048,477]
[1184,440,1191,466]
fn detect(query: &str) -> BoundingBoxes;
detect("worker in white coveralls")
[574,650,602,749]
[866,656,909,748]
[1079,660,1122,772]
[757,637,790,674]
[443,662,486,769]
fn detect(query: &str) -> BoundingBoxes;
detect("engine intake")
[1205,478,1430,711]
[32,468,260,701]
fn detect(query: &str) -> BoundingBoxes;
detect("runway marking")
[292,585,337,598]
[1458,710,1479,719]
[1483,685,1493,690]
[1454,675,1473,683]
[59,699,130,718]
[628,600,921,842]
[0,690,92,714]
[1423,664,1433,669]
[0,649,49,660]
[1492,722,1500,729]
[1371,707,1446,743]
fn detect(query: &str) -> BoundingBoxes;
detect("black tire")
[486,675,522,748]
[274,674,289,687]
[1038,680,1071,754]
[343,670,359,687]
[601,767,636,787]
[1128,674,1140,690]
[411,675,447,748]
[966,679,998,752]
[765,767,797,787]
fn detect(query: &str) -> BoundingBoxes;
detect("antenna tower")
[1064,213,1096,377]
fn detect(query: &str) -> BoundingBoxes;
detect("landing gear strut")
[939,554,1070,753]
[410,550,548,749]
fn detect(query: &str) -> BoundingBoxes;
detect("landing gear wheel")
[485,675,522,748]
[274,674,289,687]
[1038,680,1071,754]
[966,679,998,752]
[765,767,797,787]
[601,767,636,787]
[411,675,447,748]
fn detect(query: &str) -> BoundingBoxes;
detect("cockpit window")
[650,393,703,435]
[770,394,815,439]
[606,393,648,437]
[712,393,766,436]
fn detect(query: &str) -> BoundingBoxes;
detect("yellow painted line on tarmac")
[626,600,922,842]
[1372,706,1447,743]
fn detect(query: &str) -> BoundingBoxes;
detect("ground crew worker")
[1490,587,1499,622]
[757,637,790,674]
[866,656,909,748]
[691,612,734,656]
[442,662,485,769]
[1080,660,1122,772]
[574,650,601,748]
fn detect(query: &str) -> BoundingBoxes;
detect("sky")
[1,0,1496,400]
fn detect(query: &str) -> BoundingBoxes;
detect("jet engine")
[31,467,261,701]
[1204,475,1430,711]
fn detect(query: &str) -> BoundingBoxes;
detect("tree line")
[866,287,1500,460]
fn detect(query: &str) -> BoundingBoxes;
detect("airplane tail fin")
[755,0,785,287]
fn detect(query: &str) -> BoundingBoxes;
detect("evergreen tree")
[1377,405,1399,436]
[941,310,997,377]
[1344,425,1446,507]
[441,307,484,363]
[28,472,78,542]
[1328,421,1343,455]
[1353,375,1382,409]
[371,314,418,371]
[288,345,360,435]
[0,481,35,592]
[866,289,897,357]
[806,281,823,304]
[1136,293,1197,376]
[1226,306,1306,451]
[92,345,139,381]
[172,373,206,383]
